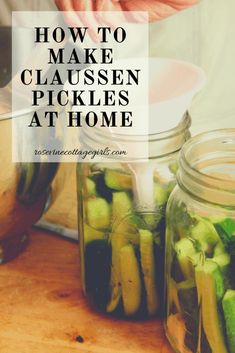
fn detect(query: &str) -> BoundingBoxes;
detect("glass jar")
[77,113,191,318]
[165,130,235,353]
[0,107,58,263]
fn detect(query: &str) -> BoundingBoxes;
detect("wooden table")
[0,228,174,353]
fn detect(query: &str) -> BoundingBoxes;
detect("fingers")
[54,0,73,11]
[94,0,106,11]
[55,0,82,28]
[96,0,125,28]
[72,0,92,11]
[54,0,130,43]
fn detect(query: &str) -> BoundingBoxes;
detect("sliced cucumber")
[175,238,197,280]
[195,260,228,353]
[213,252,231,269]
[214,218,235,255]
[104,169,132,191]
[222,290,235,353]
[84,224,105,245]
[86,197,111,230]
[112,191,133,232]
[168,161,178,175]
[106,232,128,313]
[143,213,162,230]
[154,183,169,206]
[112,191,132,219]
[86,178,96,196]
[214,241,227,256]
[191,216,220,254]
[216,218,235,236]
[139,229,159,316]
[120,244,142,316]
[90,173,113,202]
[166,180,176,195]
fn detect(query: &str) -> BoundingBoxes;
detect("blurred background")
[1,0,234,237]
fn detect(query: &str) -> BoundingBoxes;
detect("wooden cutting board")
[0,228,174,353]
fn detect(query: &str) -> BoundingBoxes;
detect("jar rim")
[88,111,191,142]
[178,129,235,207]
[81,112,191,161]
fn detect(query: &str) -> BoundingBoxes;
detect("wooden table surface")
[0,228,174,353]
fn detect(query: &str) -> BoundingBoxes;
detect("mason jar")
[77,112,191,318]
[165,129,235,353]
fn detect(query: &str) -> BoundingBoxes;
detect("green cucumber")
[195,260,228,353]
[214,218,235,254]
[214,242,227,256]
[86,178,96,196]
[169,202,195,240]
[154,183,169,206]
[90,173,113,202]
[143,212,162,230]
[191,216,220,254]
[106,194,138,313]
[120,244,142,316]
[84,224,106,245]
[213,252,231,288]
[112,192,133,232]
[168,161,178,175]
[91,163,121,172]
[216,218,235,237]
[139,229,159,316]
[222,290,235,353]
[213,252,230,270]
[112,191,132,220]
[86,197,111,230]
[104,169,132,191]
[106,232,128,313]
[166,180,176,195]
[214,218,235,287]
[175,238,197,280]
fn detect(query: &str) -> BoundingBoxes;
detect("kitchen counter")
[0,228,174,353]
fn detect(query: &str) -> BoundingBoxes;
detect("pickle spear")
[195,260,228,353]
[222,290,235,353]
[139,229,159,315]
[120,244,141,316]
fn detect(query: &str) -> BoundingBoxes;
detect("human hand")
[55,0,200,22]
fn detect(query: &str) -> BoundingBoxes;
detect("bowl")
[0,26,58,262]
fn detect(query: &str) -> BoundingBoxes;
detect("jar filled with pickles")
[165,129,235,353]
[77,112,191,318]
